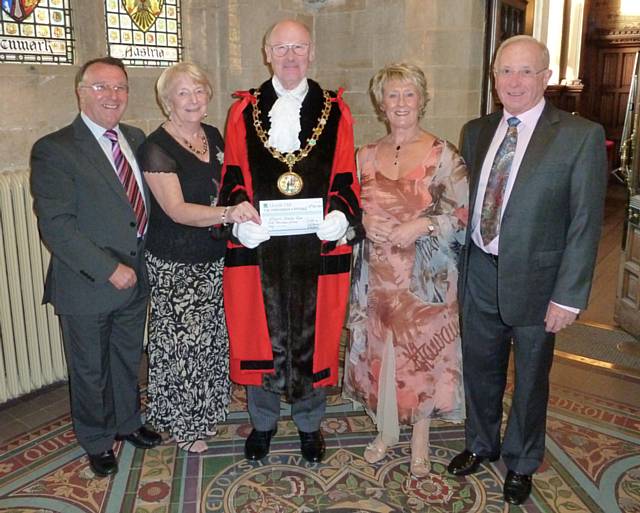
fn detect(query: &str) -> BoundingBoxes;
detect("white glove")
[233,221,270,249]
[316,210,349,241]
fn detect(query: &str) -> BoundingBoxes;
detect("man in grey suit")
[30,57,161,478]
[447,36,607,505]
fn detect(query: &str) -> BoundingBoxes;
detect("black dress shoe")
[299,430,326,463]
[244,428,277,460]
[503,470,532,505]
[115,425,162,449]
[88,449,118,477]
[447,449,499,476]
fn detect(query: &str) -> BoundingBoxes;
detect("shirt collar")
[81,111,121,140]
[271,76,309,102]
[503,97,545,128]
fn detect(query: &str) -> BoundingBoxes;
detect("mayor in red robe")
[217,19,362,464]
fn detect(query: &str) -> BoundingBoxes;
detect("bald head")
[264,19,315,90]
[265,19,312,46]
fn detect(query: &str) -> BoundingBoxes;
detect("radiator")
[0,170,66,404]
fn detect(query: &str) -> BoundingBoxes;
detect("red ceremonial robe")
[219,79,362,401]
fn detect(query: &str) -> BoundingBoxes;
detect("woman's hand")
[227,201,261,224]
[364,214,395,244]
[387,218,435,249]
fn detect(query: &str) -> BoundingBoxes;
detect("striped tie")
[480,116,521,246]
[104,129,147,237]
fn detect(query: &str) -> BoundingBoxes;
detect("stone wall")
[0,0,485,173]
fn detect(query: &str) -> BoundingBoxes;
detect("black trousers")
[60,284,148,454]
[461,243,555,475]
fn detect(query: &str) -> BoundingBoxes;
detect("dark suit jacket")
[458,102,607,326]
[30,115,148,315]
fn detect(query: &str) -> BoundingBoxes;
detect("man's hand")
[108,263,138,290]
[544,302,577,333]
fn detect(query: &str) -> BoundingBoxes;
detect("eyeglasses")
[79,83,129,94]
[494,68,548,79]
[269,43,310,57]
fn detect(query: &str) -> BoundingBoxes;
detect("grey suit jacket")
[458,102,607,326]
[30,115,148,315]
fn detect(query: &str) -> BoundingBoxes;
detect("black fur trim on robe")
[242,79,343,401]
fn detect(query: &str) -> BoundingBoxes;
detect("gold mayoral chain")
[252,89,332,196]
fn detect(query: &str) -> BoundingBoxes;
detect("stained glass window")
[105,0,181,67]
[0,0,74,64]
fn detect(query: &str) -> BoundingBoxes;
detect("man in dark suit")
[447,36,607,505]
[30,57,161,478]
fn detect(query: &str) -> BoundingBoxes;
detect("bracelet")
[221,206,230,226]
[426,217,435,234]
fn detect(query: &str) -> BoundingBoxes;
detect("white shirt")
[267,76,309,153]
[470,98,545,253]
[470,99,579,314]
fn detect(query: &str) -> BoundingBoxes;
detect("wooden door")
[594,47,640,152]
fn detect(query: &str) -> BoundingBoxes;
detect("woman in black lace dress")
[138,62,259,453]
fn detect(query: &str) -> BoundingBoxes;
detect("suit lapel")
[72,116,150,208]
[72,116,131,204]
[506,103,560,203]
[468,114,501,216]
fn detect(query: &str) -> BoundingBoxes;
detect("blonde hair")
[370,63,430,120]
[156,62,213,117]
[493,35,550,72]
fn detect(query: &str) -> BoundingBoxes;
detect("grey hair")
[493,35,550,72]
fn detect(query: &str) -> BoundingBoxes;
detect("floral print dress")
[344,138,468,442]
[138,124,231,443]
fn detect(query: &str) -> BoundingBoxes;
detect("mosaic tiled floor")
[1,361,639,513]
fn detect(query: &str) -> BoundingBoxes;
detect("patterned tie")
[480,116,521,245]
[104,129,147,237]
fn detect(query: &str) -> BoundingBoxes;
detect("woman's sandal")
[177,439,208,454]
[410,454,431,477]
[364,435,389,464]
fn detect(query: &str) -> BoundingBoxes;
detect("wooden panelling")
[598,93,615,125]
[622,267,638,302]
[592,47,640,151]
[622,52,637,87]
[630,225,640,265]
[602,52,618,87]
[616,223,640,335]
[544,85,583,114]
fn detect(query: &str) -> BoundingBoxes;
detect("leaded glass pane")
[105,0,182,67]
[0,0,74,64]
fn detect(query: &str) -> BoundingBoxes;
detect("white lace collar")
[267,77,309,153]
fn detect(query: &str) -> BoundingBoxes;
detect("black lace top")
[137,124,226,263]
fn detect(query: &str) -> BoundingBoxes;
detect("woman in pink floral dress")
[344,63,468,477]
